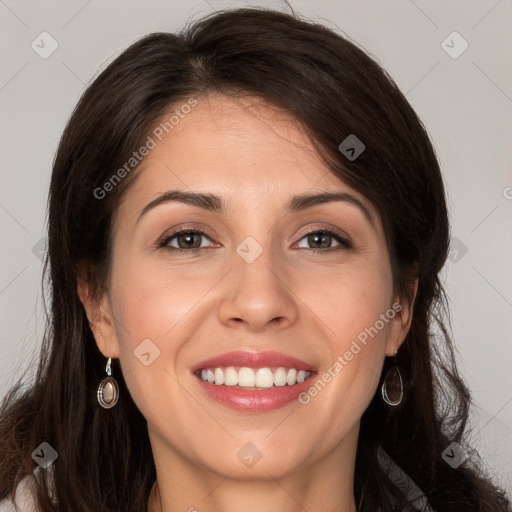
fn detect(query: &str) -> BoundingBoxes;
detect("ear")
[77,264,120,360]
[384,278,418,357]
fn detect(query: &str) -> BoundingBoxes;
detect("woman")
[0,7,509,512]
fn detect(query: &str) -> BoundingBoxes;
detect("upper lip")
[192,350,316,373]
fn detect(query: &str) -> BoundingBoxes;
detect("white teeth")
[238,367,255,387]
[255,368,274,388]
[198,366,312,388]
[286,368,297,386]
[296,370,306,383]
[273,367,287,387]
[224,366,238,386]
[214,368,224,385]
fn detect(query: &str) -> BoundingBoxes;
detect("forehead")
[116,92,378,224]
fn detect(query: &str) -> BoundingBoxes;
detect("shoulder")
[377,446,437,512]
[0,466,56,512]
[0,473,38,512]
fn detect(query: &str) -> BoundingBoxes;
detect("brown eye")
[296,230,352,251]
[159,230,213,251]
[307,233,332,249]
[175,232,203,249]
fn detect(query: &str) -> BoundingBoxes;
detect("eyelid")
[156,222,353,253]
[155,224,219,251]
[293,223,353,249]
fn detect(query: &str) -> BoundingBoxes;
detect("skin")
[78,93,416,512]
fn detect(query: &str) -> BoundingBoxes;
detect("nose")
[217,241,299,333]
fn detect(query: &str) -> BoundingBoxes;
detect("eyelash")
[155,226,352,254]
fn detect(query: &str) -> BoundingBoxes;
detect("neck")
[147,425,359,512]
[148,479,357,512]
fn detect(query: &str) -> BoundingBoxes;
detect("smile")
[198,366,313,388]
[192,350,317,411]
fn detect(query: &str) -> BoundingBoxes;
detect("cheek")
[296,261,393,418]
[303,256,394,348]
[106,256,210,411]
[109,253,217,344]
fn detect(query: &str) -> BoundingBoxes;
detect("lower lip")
[194,374,317,412]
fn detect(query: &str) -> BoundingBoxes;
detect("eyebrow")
[136,190,375,228]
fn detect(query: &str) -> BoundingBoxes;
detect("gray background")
[1,0,511,498]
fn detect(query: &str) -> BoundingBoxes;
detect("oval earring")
[97,357,119,409]
[381,353,403,406]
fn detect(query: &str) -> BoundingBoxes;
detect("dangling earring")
[97,357,119,409]
[381,352,403,406]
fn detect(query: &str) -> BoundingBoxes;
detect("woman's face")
[84,93,412,481]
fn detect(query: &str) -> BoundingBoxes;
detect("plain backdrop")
[1,0,511,499]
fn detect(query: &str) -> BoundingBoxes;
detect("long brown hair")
[0,7,509,511]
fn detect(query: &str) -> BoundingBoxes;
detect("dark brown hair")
[0,7,509,511]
